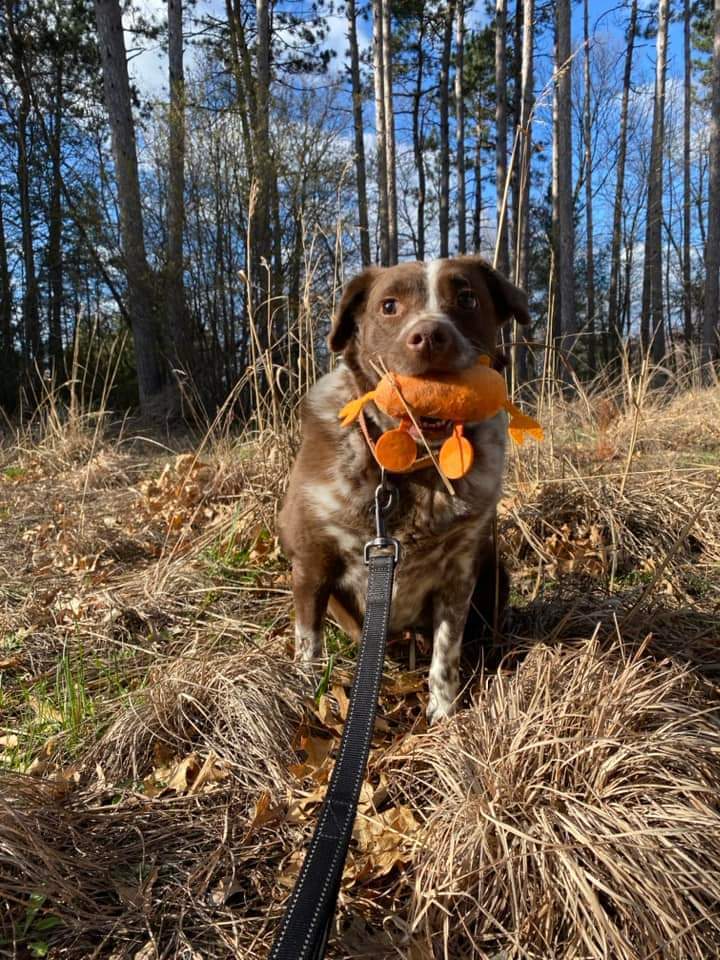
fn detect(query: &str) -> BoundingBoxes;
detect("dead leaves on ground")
[261,673,428,902]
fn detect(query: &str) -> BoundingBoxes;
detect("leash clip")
[364,476,400,565]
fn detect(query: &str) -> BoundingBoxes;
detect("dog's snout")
[406,321,450,357]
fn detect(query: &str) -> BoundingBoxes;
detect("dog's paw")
[426,694,457,726]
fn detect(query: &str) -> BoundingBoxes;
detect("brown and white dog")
[278,256,530,724]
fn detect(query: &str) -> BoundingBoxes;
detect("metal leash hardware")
[365,471,400,564]
[269,474,400,960]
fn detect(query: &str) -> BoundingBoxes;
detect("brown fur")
[278,257,529,723]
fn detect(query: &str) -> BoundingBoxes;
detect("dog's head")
[329,257,530,389]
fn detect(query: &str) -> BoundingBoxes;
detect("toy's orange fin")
[439,424,474,479]
[505,401,544,445]
[338,390,377,427]
[375,426,417,472]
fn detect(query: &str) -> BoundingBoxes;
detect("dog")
[278,256,530,724]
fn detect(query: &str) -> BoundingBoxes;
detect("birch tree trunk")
[439,0,456,259]
[455,0,466,254]
[640,0,669,365]
[382,0,398,263]
[702,0,720,367]
[348,0,371,267]
[94,0,165,407]
[582,0,596,372]
[607,0,637,359]
[373,0,389,265]
[553,0,577,363]
[167,0,188,371]
[495,0,510,275]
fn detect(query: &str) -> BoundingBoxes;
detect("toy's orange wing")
[505,402,544,445]
[338,390,377,427]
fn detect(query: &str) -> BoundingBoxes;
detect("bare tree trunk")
[514,0,534,386]
[167,0,188,372]
[495,0,510,275]
[607,0,638,356]
[0,186,13,404]
[414,22,426,262]
[439,0,456,259]
[702,0,720,367]
[348,0,371,267]
[455,0,466,254]
[582,0,596,372]
[373,0,389,265]
[472,110,483,253]
[516,0,533,291]
[554,0,577,364]
[382,0,397,263]
[683,0,693,350]
[412,14,427,261]
[4,0,40,368]
[93,0,164,407]
[48,59,64,375]
[254,0,272,324]
[640,0,669,366]
[510,0,522,277]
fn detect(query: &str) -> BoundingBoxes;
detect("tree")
[553,0,577,364]
[439,0,456,258]
[582,0,596,372]
[455,0,466,254]
[703,0,720,365]
[347,0,371,267]
[494,0,510,275]
[93,0,165,407]
[167,0,188,373]
[640,0,669,365]
[373,0,390,265]
[411,7,428,260]
[382,0,398,263]
[683,0,693,348]
[607,0,638,352]
[3,0,41,368]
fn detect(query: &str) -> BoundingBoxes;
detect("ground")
[1,376,720,959]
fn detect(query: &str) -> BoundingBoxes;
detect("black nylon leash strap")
[269,486,399,960]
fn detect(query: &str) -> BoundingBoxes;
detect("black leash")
[269,476,400,960]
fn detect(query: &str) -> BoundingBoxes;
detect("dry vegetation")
[1,365,720,960]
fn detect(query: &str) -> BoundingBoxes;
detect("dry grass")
[1,368,719,959]
[389,639,720,959]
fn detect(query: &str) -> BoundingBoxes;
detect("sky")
[124,0,696,138]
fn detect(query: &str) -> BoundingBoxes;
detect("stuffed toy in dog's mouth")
[338,357,543,479]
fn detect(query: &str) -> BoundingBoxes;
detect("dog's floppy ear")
[472,258,530,327]
[328,267,380,352]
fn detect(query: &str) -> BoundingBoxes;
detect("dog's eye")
[458,290,477,309]
[381,298,399,316]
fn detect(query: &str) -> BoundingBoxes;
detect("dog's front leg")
[427,577,476,725]
[291,559,331,662]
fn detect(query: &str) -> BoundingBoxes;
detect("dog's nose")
[406,322,450,357]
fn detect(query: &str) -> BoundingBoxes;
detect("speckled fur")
[278,257,529,723]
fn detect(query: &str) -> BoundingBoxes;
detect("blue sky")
[126,0,691,104]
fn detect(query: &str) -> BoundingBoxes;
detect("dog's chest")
[318,476,492,631]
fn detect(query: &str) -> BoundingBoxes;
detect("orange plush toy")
[338,357,543,479]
